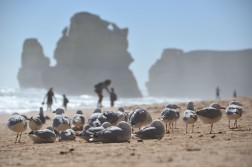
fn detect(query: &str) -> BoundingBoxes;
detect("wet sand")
[0,97,252,167]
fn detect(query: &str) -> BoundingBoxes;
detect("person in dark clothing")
[63,94,69,110]
[233,89,237,98]
[42,87,56,111]
[110,88,117,107]
[216,86,220,99]
[94,79,111,107]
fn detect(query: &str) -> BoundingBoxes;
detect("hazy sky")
[0,0,251,93]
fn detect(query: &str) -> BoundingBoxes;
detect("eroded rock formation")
[18,12,142,97]
[146,48,252,98]
[17,38,50,88]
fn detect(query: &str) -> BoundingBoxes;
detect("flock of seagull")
[7,101,243,143]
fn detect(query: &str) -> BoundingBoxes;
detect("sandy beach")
[0,97,252,167]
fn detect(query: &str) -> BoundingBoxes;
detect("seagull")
[182,102,198,133]
[160,104,180,133]
[196,103,225,133]
[77,122,111,142]
[28,126,56,143]
[59,129,76,141]
[103,111,119,125]
[115,107,128,122]
[89,121,131,143]
[52,108,71,132]
[7,113,29,143]
[72,110,85,131]
[128,106,152,131]
[29,116,43,131]
[87,108,107,127]
[38,107,46,124]
[225,101,243,129]
[134,120,165,139]
[167,104,181,129]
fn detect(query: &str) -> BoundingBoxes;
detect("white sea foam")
[0,88,199,114]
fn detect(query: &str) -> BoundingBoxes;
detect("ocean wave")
[0,88,198,114]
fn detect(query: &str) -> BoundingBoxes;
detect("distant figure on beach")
[233,89,237,98]
[94,79,111,107]
[42,87,56,111]
[110,88,117,107]
[63,94,69,110]
[216,86,220,99]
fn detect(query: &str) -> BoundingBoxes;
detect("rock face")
[17,38,50,88]
[17,12,142,97]
[146,48,252,98]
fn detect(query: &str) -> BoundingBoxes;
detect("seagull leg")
[210,124,213,134]
[228,120,230,129]
[15,133,19,143]
[186,124,188,133]
[234,120,237,128]
[166,124,168,133]
[192,123,194,133]
[18,132,22,142]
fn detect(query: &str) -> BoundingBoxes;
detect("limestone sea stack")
[18,12,142,97]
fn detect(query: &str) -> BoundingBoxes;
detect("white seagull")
[7,113,29,143]
[225,101,243,129]
[116,107,128,122]
[182,102,198,133]
[72,110,85,131]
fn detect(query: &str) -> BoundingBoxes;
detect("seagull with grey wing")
[52,108,71,132]
[160,104,180,133]
[89,121,131,143]
[128,106,152,132]
[7,113,29,143]
[28,126,56,143]
[29,107,47,130]
[59,129,76,141]
[182,102,198,133]
[103,110,120,125]
[134,120,165,140]
[196,103,225,133]
[225,101,243,129]
[77,122,111,142]
[88,108,107,127]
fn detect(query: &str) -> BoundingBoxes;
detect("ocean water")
[0,88,197,114]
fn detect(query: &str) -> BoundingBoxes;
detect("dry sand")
[0,97,252,167]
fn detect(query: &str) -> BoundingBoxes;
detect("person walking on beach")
[63,94,69,110]
[233,89,237,98]
[216,86,220,99]
[110,88,117,107]
[94,79,111,107]
[42,87,57,111]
